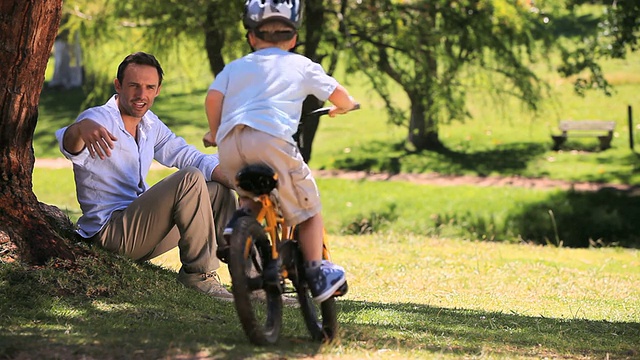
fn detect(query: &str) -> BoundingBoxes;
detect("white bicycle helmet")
[243,0,303,30]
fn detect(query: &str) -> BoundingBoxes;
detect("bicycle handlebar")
[304,103,361,118]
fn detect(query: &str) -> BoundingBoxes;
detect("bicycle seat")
[236,164,279,195]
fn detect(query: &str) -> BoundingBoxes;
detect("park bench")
[551,120,616,150]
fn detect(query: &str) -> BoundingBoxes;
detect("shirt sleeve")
[304,61,338,101]
[209,66,230,95]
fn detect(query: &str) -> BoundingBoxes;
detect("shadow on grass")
[332,140,549,176]
[423,186,640,248]
[150,89,209,128]
[0,257,324,359]
[507,186,640,248]
[338,300,640,359]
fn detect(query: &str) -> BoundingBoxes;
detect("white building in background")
[49,31,83,89]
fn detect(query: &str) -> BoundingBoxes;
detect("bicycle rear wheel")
[228,216,283,345]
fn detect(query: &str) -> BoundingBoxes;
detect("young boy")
[202,0,357,302]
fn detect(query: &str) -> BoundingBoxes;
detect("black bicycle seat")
[236,164,279,195]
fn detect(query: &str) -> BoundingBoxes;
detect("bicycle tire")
[292,244,338,342]
[228,216,283,345]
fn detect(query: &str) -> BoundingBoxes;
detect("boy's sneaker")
[217,209,252,262]
[177,268,234,301]
[307,261,347,303]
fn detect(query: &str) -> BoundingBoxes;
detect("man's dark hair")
[116,52,164,85]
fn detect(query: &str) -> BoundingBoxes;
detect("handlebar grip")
[304,103,361,118]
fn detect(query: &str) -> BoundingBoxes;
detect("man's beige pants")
[94,167,236,274]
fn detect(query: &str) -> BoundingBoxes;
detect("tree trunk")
[292,0,327,163]
[204,2,226,76]
[407,97,443,151]
[0,0,80,264]
[407,22,443,152]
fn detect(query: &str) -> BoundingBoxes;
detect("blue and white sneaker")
[217,209,251,263]
[307,261,347,303]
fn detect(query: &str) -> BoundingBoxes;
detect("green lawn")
[2,232,638,359]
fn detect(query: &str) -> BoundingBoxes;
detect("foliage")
[58,0,351,110]
[559,0,640,95]
[340,203,399,235]
[506,187,640,248]
[344,0,554,150]
[60,0,246,106]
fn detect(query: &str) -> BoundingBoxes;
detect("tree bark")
[293,0,327,163]
[407,95,443,151]
[0,0,80,264]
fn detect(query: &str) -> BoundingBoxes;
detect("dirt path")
[35,158,635,192]
[313,169,637,192]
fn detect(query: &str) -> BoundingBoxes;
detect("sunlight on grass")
[331,233,639,323]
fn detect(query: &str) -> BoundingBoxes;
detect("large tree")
[0,0,82,264]
[346,0,552,151]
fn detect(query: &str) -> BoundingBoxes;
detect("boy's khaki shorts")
[218,125,322,226]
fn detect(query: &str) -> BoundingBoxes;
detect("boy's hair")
[116,52,164,85]
[253,20,296,44]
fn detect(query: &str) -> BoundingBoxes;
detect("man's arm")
[211,164,234,189]
[63,119,118,159]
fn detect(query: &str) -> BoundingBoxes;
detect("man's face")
[114,63,161,120]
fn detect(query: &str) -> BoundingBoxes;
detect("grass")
[34,167,640,248]
[1,235,638,359]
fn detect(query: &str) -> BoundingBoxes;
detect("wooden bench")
[551,120,616,150]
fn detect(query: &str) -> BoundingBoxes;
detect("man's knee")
[177,166,204,180]
[174,166,207,187]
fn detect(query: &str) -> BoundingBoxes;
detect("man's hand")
[64,119,118,159]
[203,131,217,148]
[211,165,234,189]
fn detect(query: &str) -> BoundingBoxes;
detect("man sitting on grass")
[55,52,237,300]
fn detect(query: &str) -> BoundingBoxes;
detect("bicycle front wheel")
[228,216,283,345]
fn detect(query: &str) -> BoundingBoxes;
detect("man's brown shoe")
[177,268,234,301]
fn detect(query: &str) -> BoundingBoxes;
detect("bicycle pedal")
[216,247,230,264]
[333,281,348,297]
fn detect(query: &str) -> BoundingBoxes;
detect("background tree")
[346,0,553,151]
[0,0,81,264]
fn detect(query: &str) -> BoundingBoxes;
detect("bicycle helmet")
[243,0,303,30]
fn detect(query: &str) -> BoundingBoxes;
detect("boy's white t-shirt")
[209,47,338,145]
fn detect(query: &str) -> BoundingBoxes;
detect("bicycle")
[222,106,357,345]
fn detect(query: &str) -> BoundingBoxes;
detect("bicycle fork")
[249,194,285,292]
